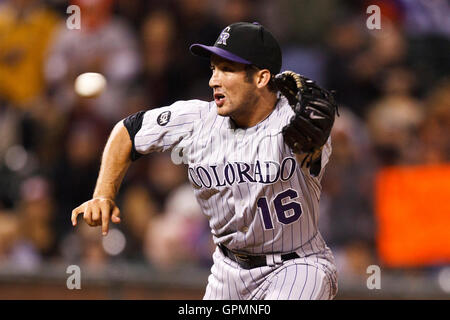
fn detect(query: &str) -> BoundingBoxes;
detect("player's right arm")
[71,121,131,236]
[71,99,207,236]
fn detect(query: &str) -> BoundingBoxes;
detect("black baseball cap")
[190,22,282,75]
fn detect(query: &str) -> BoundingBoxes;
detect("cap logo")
[216,26,231,45]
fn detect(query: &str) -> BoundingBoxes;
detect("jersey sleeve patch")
[157,111,171,126]
[132,99,208,156]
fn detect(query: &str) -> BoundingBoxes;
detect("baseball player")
[72,22,338,300]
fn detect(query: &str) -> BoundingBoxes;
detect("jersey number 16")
[257,188,303,230]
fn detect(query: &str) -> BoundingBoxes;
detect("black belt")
[219,244,300,270]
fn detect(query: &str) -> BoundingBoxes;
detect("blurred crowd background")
[0,0,449,298]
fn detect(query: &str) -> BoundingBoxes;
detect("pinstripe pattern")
[203,246,337,300]
[132,96,337,300]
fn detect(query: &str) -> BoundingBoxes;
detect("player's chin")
[216,105,232,117]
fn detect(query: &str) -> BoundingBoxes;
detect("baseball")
[74,72,107,98]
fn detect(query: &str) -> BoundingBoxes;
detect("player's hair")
[245,65,277,93]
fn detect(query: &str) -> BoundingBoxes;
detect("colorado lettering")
[196,166,212,188]
[236,162,255,183]
[188,157,297,188]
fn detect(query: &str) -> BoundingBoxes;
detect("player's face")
[209,55,258,122]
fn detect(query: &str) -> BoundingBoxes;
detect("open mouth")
[214,93,226,107]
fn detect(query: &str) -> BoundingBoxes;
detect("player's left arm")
[274,71,337,174]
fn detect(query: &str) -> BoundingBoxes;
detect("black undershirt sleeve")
[122,110,146,161]
[309,155,322,177]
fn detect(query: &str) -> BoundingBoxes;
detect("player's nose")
[209,70,220,88]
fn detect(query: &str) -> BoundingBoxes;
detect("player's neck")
[232,92,278,129]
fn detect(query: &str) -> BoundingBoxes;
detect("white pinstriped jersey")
[131,96,332,257]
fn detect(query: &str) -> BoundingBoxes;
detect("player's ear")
[255,69,272,89]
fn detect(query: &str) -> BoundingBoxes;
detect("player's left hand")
[274,71,337,160]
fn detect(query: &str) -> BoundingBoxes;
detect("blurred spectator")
[0,142,33,210]
[120,184,158,261]
[134,9,184,107]
[77,223,109,269]
[0,104,22,160]
[326,18,411,119]
[51,121,104,243]
[0,176,57,270]
[44,0,141,122]
[174,0,220,48]
[145,152,189,211]
[113,0,150,31]
[366,66,424,165]
[282,47,327,87]
[400,0,450,37]
[368,24,406,69]
[320,107,377,276]
[0,0,60,109]
[19,97,67,171]
[418,80,450,164]
[276,0,331,85]
[214,0,255,26]
[324,18,378,118]
[270,0,342,45]
[406,35,450,97]
[172,0,222,100]
[393,0,450,96]
[0,211,20,263]
[144,183,213,270]
[60,223,108,270]
[0,1,63,173]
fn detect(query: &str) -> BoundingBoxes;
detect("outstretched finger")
[71,206,83,226]
[101,208,110,236]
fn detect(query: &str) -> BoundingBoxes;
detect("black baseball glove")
[274,71,338,166]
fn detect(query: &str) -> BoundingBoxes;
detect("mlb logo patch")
[157,111,171,126]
